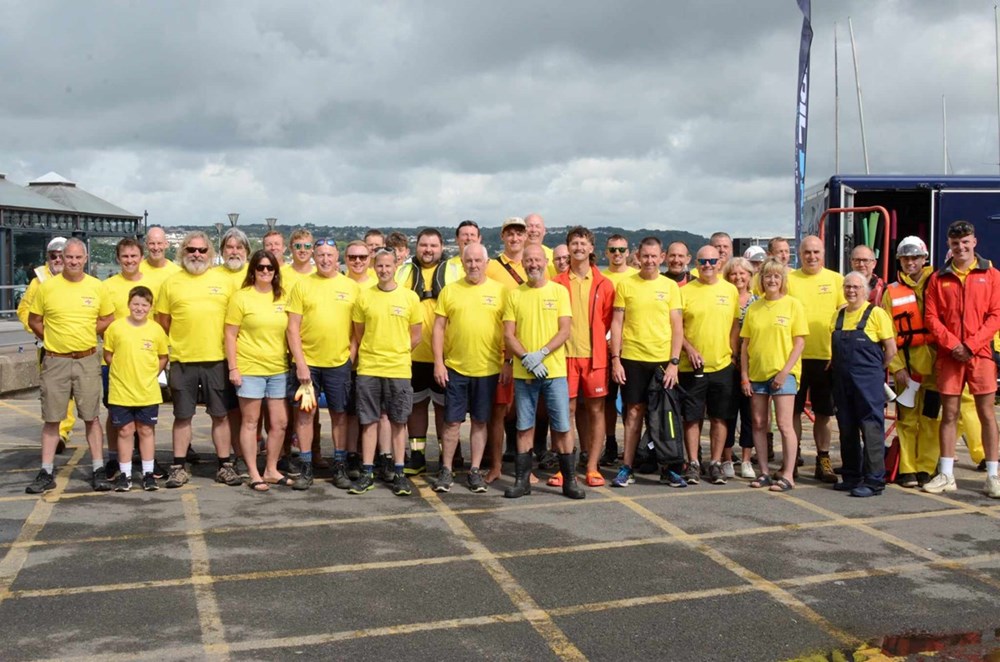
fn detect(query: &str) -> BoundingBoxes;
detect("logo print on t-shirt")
[336,292,348,301]
[482,295,496,306]
[819,285,832,294]
[209,286,223,295]
[142,339,154,351]
[543,299,556,310]
[274,305,285,313]
[392,305,404,316]
[655,291,666,301]
[81,296,95,307]
[774,316,789,327]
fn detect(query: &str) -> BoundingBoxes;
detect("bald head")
[799,235,824,274]
[524,213,546,246]
[695,245,720,283]
[145,226,170,266]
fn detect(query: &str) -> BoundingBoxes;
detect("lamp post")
[228,212,239,227]
[265,217,277,231]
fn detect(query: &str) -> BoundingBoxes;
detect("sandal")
[248,481,269,492]
[547,471,563,487]
[585,471,605,487]
[264,475,295,487]
[769,477,795,492]
[750,474,773,489]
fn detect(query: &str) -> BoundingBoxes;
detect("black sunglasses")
[185,246,209,254]
[255,263,275,272]
[607,247,628,254]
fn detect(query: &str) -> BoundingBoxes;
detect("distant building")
[0,171,142,315]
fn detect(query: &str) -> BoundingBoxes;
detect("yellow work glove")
[294,383,316,412]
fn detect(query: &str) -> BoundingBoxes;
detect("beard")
[182,254,209,276]
[224,255,245,271]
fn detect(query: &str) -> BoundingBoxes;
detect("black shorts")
[169,360,238,419]
[443,369,499,424]
[620,358,665,406]
[794,358,835,416]
[679,364,737,421]
[411,361,445,405]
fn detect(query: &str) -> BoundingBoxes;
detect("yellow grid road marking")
[181,492,230,660]
[0,399,44,421]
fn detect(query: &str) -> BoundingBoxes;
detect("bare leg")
[622,403,646,467]
[774,395,798,484]
[237,398,265,484]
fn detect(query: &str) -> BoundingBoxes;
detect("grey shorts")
[169,360,238,420]
[354,375,413,425]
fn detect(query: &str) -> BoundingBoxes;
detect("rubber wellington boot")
[558,452,586,500]
[504,452,533,498]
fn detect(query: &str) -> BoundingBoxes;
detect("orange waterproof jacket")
[553,265,615,369]
[924,255,1000,357]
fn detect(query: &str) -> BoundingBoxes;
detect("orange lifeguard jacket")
[886,281,930,349]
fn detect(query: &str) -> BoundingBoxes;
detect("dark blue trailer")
[801,175,1000,277]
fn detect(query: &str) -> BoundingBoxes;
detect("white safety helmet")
[896,236,928,258]
[743,245,767,262]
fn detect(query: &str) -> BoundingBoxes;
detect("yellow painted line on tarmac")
[0,445,85,605]
[893,483,1000,521]
[549,584,759,617]
[597,487,863,647]
[419,484,588,661]
[180,492,230,661]
[0,399,43,421]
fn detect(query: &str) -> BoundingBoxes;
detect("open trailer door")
[935,189,1000,267]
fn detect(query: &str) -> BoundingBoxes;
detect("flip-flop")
[264,475,295,487]
[585,471,605,487]
[547,472,563,487]
[248,481,269,492]
[769,477,795,492]
[750,474,773,489]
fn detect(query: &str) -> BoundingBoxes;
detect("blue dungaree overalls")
[831,304,887,490]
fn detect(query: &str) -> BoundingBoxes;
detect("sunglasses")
[346,254,369,261]
[314,238,337,247]
[292,242,312,250]
[255,263,275,272]
[47,251,63,260]
[607,247,628,254]
[697,258,719,266]
[185,246,209,254]
[374,247,395,257]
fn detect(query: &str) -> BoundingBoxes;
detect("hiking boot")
[814,456,838,484]
[612,466,635,488]
[433,467,454,493]
[896,473,919,488]
[142,472,159,491]
[292,462,314,490]
[466,468,488,493]
[92,467,113,492]
[25,469,56,494]
[331,461,352,489]
[392,472,414,496]
[165,464,189,488]
[215,462,244,487]
[922,473,957,494]
[105,459,120,480]
[708,462,726,485]
[404,450,426,475]
[984,475,1000,499]
[684,462,701,485]
[113,472,132,492]
[600,440,619,467]
[379,455,396,483]
[504,452,533,498]
[558,452,586,500]
[346,453,362,479]
[659,467,687,488]
[348,472,376,494]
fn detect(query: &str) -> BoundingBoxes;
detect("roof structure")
[0,174,74,212]
[27,172,138,219]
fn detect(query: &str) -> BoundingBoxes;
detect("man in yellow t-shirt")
[344,240,377,289]
[501,244,577,499]
[25,239,115,495]
[348,249,422,497]
[431,243,507,492]
[787,235,846,483]
[393,228,456,475]
[679,245,741,486]
[17,236,75,451]
[213,227,250,287]
[600,234,638,465]
[286,239,360,489]
[609,237,684,488]
[139,226,181,294]
[283,228,317,287]
[155,231,241,489]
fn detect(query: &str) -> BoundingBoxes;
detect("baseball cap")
[501,216,526,231]
[896,236,928,257]
[46,236,67,252]
[743,245,766,262]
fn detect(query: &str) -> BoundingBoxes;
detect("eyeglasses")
[697,258,719,266]
[843,284,863,290]
[292,242,312,250]
[185,246,209,254]
[607,247,628,254]
[554,255,570,262]
[314,238,336,247]
[255,263,275,272]
[851,257,875,263]
[346,254,369,261]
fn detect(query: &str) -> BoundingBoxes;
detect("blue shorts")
[101,364,110,407]
[751,374,798,396]
[107,404,159,428]
[514,377,571,433]
[288,362,353,413]
[237,373,288,400]
[444,369,499,424]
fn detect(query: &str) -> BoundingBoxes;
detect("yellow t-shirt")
[787,268,846,360]
[435,278,506,376]
[567,270,594,358]
[225,288,289,376]
[601,267,638,289]
[352,286,422,379]
[30,274,114,354]
[680,279,740,373]
[102,273,151,320]
[214,264,249,288]
[104,318,168,407]
[155,269,234,362]
[348,273,377,289]
[830,304,894,344]
[613,274,682,362]
[538,244,558,278]
[280,263,314,292]
[502,281,572,380]
[286,273,359,368]
[740,295,810,382]
[486,255,527,291]
[139,259,180,295]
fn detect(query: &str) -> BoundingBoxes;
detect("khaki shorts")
[40,352,101,422]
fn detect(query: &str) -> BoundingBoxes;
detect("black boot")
[504,452,533,498]
[558,452,586,500]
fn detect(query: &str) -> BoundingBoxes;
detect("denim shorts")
[237,373,288,400]
[514,377,571,433]
[750,374,798,396]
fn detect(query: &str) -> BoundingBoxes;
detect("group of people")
[16,214,1000,501]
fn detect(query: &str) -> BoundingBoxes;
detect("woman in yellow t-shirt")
[739,259,808,492]
[225,250,290,492]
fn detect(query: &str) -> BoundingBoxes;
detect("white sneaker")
[922,473,957,494]
[721,461,735,479]
[984,475,1000,499]
[740,461,756,479]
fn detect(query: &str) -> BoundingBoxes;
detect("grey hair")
[220,228,250,253]
[63,237,88,254]
[844,270,871,298]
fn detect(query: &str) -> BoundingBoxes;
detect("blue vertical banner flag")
[794,0,812,239]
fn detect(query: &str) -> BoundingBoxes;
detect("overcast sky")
[2,0,999,237]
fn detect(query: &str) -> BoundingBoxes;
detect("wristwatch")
[669,357,680,366]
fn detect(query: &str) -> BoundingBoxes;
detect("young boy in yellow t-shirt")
[103,286,169,491]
